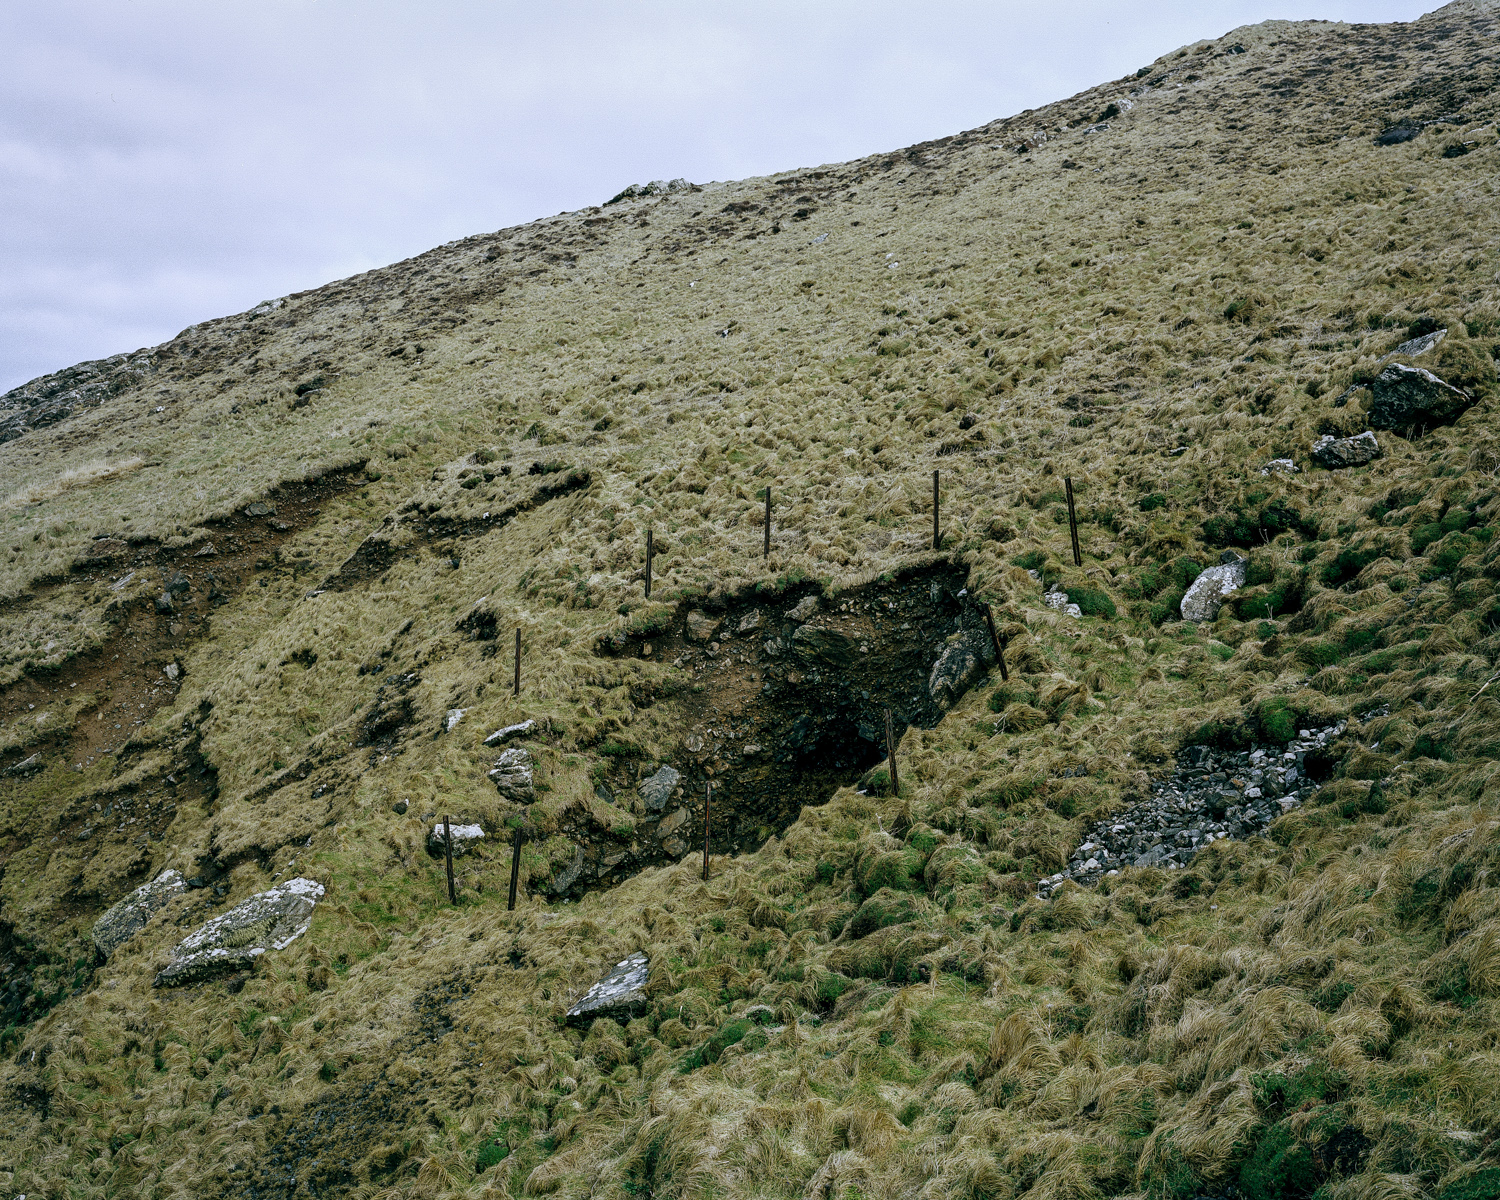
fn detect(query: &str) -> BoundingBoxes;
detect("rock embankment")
[1038,722,1345,899]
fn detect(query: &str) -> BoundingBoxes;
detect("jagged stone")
[484,718,536,747]
[153,877,324,987]
[566,951,650,1025]
[638,765,681,812]
[427,823,486,857]
[928,630,992,711]
[93,869,186,959]
[1260,458,1299,475]
[1043,591,1082,618]
[1370,363,1473,431]
[686,610,719,641]
[3,754,42,777]
[1180,556,1246,622]
[1391,328,1446,358]
[787,596,820,623]
[488,747,535,802]
[791,624,858,667]
[444,707,466,733]
[736,609,763,634]
[1311,430,1380,468]
[548,843,585,894]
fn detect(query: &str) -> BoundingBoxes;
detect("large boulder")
[1370,363,1473,431]
[1181,555,1246,623]
[488,747,535,802]
[565,951,650,1025]
[93,869,186,959]
[427,822,486,857]
[928,630,993,711]
[638,765,681,812]
[1311,430,1380,468]
[153,877,324,988]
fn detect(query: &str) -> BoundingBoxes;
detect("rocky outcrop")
[1311,430,1380,468]
[488,747,535,802]
[153,877,324,987]
[1038,722,1344,898]
[1180,554,1246,622]
[427,823,486,857]
[565,952,650,1025]
[1370,363,1473,431]
[93,870,186,959]
[928,629,995,711]
[638,766,682,812]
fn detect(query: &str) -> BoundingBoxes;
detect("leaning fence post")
[702,781,712,882]
[443,814,457,905]
[513,627,521,696]
[984,603,1009,682]
[645,528,653,599]
[1065,476,1082,567]
[764,488,771,559]
[932,469,940,552]
[508,827,522,911]
[884,708,901,797]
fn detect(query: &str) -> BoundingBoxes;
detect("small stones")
[484,718,536,747]
[427,823,486,857]
[1180,555,1246,622]
[93,869,186,959]
[1311,430,1380,468]
[153,877,324,987]
[488,747,536,802]
[638,765,681,812]
[565,951,650,1025]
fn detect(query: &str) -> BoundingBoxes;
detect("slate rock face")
[565,951,650,1025]
[427,823,486,857]
[489,747,536,802]
[638,765,681,812]
[1370,363,1474,431]
[93,869,186,959]
[1181,557,1246,622]
[791,624,858,668]
[153,877,324,987]
[928,629,994,711]
[1311,430,1380,468]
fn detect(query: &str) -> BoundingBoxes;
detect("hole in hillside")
[535,561,1003,897]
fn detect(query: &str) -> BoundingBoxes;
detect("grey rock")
[657,807,690,836]
[154,592,175,613]
[427,823,486,857]
[566,951,650,1025]
[548,843,585,894]
[163,662,180,681]
[1260,458,1299,475]
[3,753,42,777]
[1181,557,1246,622]
[1043,591,1082,618]
[444,707,466,733]
[1391,328,1445,358]
[928,630,991,711]
[165,570,191,596]
[787,596,820,623]
[1311,430,1380,469]
[686,610,719,641]
[153,877,324,987]
[638,765,681,812]
[1371,363,1474,431]
[244,501,273,517]
[488,747,535,802]
[736,610,763,634]
[662,836,689,858]
[93,869,186,959]
[484,718,537,747]
[792,624,858,667]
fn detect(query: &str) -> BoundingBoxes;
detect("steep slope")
[2,3,1500,1197]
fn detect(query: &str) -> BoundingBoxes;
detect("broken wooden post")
[443,814,457,905]
[764,488,771,559]
[884,707,901,797]
[1065,476,1082,567]
[984,603,1010,682]
[702,781,712,882]
[508,827,522,911]
[645,528,653,599]
[513,627,521,697]
[932,469,940,551]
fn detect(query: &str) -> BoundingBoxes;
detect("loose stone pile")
[1038,721,1345,899]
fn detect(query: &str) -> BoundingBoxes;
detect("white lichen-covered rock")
[1181,557,1246,622]
[566,951,650,1025]
[444,707,466,732]
[1260,458,1299,475]
[1311,430,1380,468]
[483,718,536,747]
[153,877,324,988]
[638,765,681,812]
[93,869,186,959]
[1043,591,1082,618]
[488,746,535,801]
[427,823,486,857]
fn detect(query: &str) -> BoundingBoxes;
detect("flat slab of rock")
[484,718,536,747]
[93,869,186,959]
[638,765,681,812]
[489,747,535,802]
[566,951,650,1025]
[1311,430,1380,468]
[428,823,486,857]
[154,877,324,988]
[1181,556,1246,622]
[1371,363,1473,431]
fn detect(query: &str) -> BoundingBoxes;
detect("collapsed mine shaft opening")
[555,560,1004,898]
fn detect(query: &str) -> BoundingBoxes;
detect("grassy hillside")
[2,2,1500,1196]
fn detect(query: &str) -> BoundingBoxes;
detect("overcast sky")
[1,0,1434,393]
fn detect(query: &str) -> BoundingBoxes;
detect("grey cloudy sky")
[1,0,1433,393]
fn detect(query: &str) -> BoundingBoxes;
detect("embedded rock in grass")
[1390,328,1446,359]
[1044,591,1082,618]
[93,869,186,959]
[685,610,719,641]
[566,951,650,1026]
[1370,363,1474,431]
[488,747,535,802]
[153,877,324,987]
[3,754,42,778]
[483,718,536,747]
[547,843,585,893]
[80,537,129,562]
[1181,555,1246,622]
[638,765,681,812]
[426,823,485,857]
[1311,430,1380,469]
[444,707,466,733]
[1261,458,1299,475]
[928,628,995,711]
